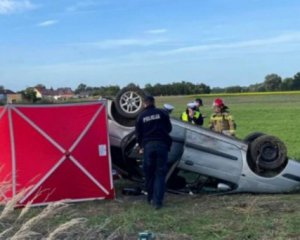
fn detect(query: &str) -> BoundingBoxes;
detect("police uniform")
[180,103,204,126]
[135,101,172,209]
[136,105,172,150]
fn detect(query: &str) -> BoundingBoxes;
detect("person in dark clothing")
[194,98,203,112]
[135,95,172,209]
[194,97,206,122]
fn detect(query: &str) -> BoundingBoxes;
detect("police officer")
[135,95,172,210]
[163,103,174,114]
[194,98,203,112]
[180,102,204,126]
[209,98,236,136]
[194,97,206,120]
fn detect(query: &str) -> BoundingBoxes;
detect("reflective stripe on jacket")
[181,111,202,125]
[209,112,235,135]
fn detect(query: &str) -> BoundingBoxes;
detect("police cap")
[195,98,203,106]
[144,95,155,105]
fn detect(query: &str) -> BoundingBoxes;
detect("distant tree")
[264,74,282,91]
[126,82,140,88]
[292,72,300,90]
[0,85,4,92]
[248,83,265,92]
[105,85,120,96]
[281,77,294,91]
[90,87,100,96]
[75,83,87,94]
[294,72,300,80]
[196,83,211,94]
[23,87,38,103]
[144,84,154,95]
[211,87,225,93]
[34,84,46,89]
[152,83,163,95]
[257,85,266,92]
[225,86,242,93]
[241,87,249,92]
[86,86,93,92]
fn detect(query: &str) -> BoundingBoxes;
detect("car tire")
[244,132,265,144]
[114,87,146,118]
[250,135,287,170]
[110,102,136,127]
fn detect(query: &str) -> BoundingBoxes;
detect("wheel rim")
[260,143,278,162]
[119,91,142,114]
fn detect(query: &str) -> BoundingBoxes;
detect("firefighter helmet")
[213,98,224,107]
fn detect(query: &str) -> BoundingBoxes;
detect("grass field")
[1,92,300,239]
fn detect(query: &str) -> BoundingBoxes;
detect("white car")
[107,87,300,194]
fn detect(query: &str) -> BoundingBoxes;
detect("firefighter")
[209,98,236,136]
[135,95,172,210]
[180,102,204,126]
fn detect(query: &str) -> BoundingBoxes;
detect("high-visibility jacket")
[181,110,203,126]
[209,112,236,136]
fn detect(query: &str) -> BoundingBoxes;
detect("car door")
[171,120,244,185]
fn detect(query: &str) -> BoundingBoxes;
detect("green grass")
[4,193,299,239]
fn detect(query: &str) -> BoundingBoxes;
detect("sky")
[0,0,300,91]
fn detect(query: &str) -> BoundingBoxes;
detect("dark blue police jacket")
[135,105,172,150]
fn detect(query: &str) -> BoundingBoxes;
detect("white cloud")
[66,0,109,12]
[37,20,58,27]
[0,0,36,14]
[145,29,168,35]
[160,32,300,55]
[74,38,169,49]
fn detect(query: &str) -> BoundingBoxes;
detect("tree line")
[74,82,210,97]
[74,83,121,97]
[74,71,300,96]
[1,71,300,99]
[212,72,300,94]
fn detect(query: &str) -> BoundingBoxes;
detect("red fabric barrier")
[0,102,114,206]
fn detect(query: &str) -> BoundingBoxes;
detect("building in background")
[7,94,23,104]
[0,88,15,104]
[34,87,74,100]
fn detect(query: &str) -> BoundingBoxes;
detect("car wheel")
[250,135,287,170]
[243,132,265,144]
[110,102,136,127]
[114,87,146,118]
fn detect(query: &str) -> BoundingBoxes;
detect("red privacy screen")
[0,102,114,206]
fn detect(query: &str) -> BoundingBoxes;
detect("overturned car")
[107,87,300,194]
